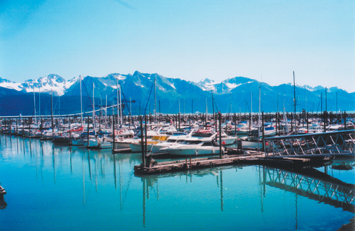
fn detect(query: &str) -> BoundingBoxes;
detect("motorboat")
[162,135,223,156]
[129,135,169,152]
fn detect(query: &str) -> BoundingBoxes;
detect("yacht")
[162,135,223,156]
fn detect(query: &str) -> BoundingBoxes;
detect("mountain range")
[0,71,354,116]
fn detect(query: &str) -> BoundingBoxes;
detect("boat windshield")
[184,140,203,145]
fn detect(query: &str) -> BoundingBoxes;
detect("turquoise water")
[0,135,354,231]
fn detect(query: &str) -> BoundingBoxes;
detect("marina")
[0,111,355,230]
[0,134,354,230]
[1,1,354,230]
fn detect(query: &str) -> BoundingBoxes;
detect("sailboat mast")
[325,87,327,111]
[119,83,122,125]
[51,90,54,129]
[80,75,83,127]
[116,78,119,126]
[154,77,157,122]
[39,86,41,119]
[293,71,296,115]
[93,82,95,128]
[106,95,107,124]
[206,97,208,119]
[33,88,36,124]
[251,92,252,114]
[258,85,261,138]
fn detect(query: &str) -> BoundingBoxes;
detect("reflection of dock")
[262,166,355,213]
[0,184,7,209]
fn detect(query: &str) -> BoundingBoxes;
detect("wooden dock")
[134,151,336,175]
[135,152,262,174]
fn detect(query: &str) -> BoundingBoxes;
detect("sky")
[0,0,354,92]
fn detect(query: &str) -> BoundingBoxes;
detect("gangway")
[264,130,355,158]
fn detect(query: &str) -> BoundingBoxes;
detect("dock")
[135,129,355,175]
[134,153,262,174]
[133,152,335,174]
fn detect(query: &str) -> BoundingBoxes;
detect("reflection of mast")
[259,165,264,213]
[52,145,56,184]
[40,141,43,183]
[295,194,298,230]
[82,154,86,205]
[23,137,25,156]
[70,146,73,174]
[95,154,98,192]
[143,178,146,228]
[88,151,92,180]
[119,160,122,210]
[220,170,224,212]
[113,155,117,189]
[157,178,159,201]
[17,136,19,153]
[29,139,32,157]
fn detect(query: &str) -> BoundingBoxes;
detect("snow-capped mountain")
[196,76,257,94]
[0,74,78,96]
[0,71,354,116]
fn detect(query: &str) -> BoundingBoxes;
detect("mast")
[39,86,41,119]
[293,71,296,116]
[106,95,107,125]
[277,92,279,113]
[51,90,54,129]
[336,91,338,114]
[305,91,307,112]
[33,87,36,124]
[251,92,252,114]
[283,97,287,133]
[154,77,157,122]
[325,87,327,111]
[258,84,261,138]
[119,83,122,125]
[206,97,208,119]
[80,75,83,127]
[179,99,181,114]
[93,82,95,129]
[116,78,119,126]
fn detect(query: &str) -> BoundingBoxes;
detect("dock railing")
[264,130,355,158]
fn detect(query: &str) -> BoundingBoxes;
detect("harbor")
[0,133,354,230]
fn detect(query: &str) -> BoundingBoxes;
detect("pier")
[134,129,355,175]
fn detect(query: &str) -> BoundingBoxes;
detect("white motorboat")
[116,129,162,152]
[162,135,224,156]
[147,131,193,153]
[112,129,135,149]
[129,135,169,153]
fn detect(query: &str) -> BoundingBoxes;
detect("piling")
[344,111,347,130]
[144,115,147,157]
[140,116,145,167]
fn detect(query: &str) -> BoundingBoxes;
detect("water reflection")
[0,194,6,209]
[0,134,354,230]
[260,166,355,213]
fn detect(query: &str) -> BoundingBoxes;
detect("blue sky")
[0,0,354,92]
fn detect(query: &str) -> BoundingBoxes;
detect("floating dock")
[135,129,355,175]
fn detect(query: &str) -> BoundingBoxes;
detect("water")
[0,135,354,231]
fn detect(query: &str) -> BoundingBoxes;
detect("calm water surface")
[0,135,354,231]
